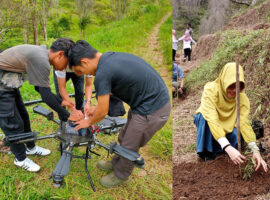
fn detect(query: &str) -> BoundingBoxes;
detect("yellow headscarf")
[196,62,255,143]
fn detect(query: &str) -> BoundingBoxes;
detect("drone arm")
[3,132,55,146]
[94,140,145,168]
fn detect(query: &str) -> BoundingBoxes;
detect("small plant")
[240,149,256,181]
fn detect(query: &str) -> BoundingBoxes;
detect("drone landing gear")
[53,143,98,191]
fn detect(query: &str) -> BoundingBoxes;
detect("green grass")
[0,1,172,199]
[185,29,262,91]
[158,15,172,67]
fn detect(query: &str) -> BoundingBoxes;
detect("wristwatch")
[86,98,91,103]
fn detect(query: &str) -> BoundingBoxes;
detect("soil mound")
[173,155,270,200]
[192,33,218,61]
[224,0,270,30]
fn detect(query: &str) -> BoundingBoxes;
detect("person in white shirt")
[178,30,197,62]
[54,68,93,116]
[172,29,178,61]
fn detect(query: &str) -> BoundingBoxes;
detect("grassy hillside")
[185,0,270,127]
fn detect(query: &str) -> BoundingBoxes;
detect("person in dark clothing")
[53,69,90,111]
[68,40,171,188]
[54,67,126,121]
[0,38,81,172]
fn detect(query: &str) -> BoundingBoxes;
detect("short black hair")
[50,38,75,57]
[187,23,191,27]
[68,40,97,69]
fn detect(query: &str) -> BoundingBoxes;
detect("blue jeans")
[194,113,238,159]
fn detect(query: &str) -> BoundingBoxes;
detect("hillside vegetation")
[186,0,270,127]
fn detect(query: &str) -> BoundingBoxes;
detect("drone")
[3,105,145,192]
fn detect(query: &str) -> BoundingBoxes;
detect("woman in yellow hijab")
[194,62,267,172]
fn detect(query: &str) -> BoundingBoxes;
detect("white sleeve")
[178,36,184,41]
[217,137,230,149]
[55,70,66,78]
[191,37,197,45]
[248,142,259,152]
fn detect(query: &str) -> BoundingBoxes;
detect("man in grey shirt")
[0,38,81,172]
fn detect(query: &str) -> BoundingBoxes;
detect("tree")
[110,0,129,20]
[21,0,31,44]
[41,0,51,41]
[30,0,38,45]
[75,0,94,39]
[0,1,21,45]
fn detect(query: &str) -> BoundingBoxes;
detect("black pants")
[173,49,176,61]
[184,48,191,61]
[54,71,84,110]
[0,89,35,161]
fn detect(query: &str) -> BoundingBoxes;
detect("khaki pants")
[112,101,171,179]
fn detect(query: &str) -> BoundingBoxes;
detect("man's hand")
[74,118,91,130]
[225,146,246,165]
[84,103,96,117]
[178,87,183,94]
[253,151,268,172]
[68,109,84,121]
[61,99,75,110]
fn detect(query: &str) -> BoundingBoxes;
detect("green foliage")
[149,121,172,159]
[58,16,71,31]
[78,17,91,31]
[93,1,115,25]
[185,29,262,91]
[241,149,256,181]
[159,15,172,66]
[48,20,62,38]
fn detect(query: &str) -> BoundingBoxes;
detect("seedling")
[240,149,256,181]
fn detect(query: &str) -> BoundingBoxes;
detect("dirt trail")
[143,12,171,80]
[133,11,173,186]
[173,49,201,165]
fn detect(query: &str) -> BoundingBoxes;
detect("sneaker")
[100,172,129,188]
[26,146,51,156]
[14,158,40,172]
[97,160,114,172]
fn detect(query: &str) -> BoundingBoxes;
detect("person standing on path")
[178,30,196,62]
[172,29,178,62]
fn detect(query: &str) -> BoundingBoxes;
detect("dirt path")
[141,12,171,80]
[133,11,173,187]
[172,49,201,165]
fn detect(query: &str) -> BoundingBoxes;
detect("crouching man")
[0,38,80,172]
[69,40,171,187]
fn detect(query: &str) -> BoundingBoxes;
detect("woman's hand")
[253,151,268,172]
[225,146,246,165]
